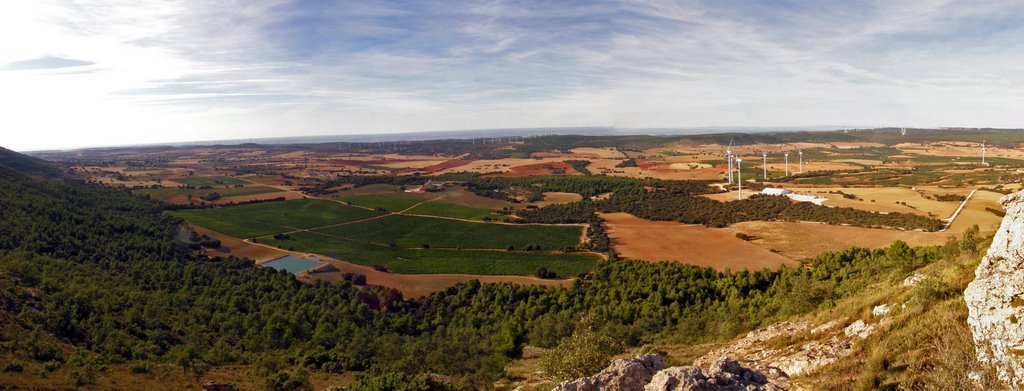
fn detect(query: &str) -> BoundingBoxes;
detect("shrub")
[265,369,311,391]
[2,362,23,373]
[43,360,61,372]
[535,267,556,279]
[129,361,153,374]
[540,316,622,380]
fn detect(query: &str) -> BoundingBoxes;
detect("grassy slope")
[171,199,382,238]
[0,146,60,178]
[791,246,1000,390]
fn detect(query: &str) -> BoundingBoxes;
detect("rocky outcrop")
[554,305,901,390]
[553,355,666,391]
[552,356,782,388]
[965,190,1024,387]
[645,356,786,391]
[553,355,784,391]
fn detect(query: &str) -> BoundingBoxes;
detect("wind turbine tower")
[736,158,743,200]
[982,141,987,165]
[784,153,790,176]
[762,152,768,180]
[798,150,803,173]
[726,139,734,184]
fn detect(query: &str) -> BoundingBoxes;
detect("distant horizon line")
[18,124,1016,153]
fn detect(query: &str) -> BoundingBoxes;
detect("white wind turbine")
[798,150,803,173]
[784,153,790,176]
[726,139,734,184]
[736,158,743,200]
[762,152,768,180]
[982,141,987,165]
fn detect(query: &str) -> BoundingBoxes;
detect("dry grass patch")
[601,212,796,271]
[727,221,953,260]
[785,186,958,217]
[569,147,626,159]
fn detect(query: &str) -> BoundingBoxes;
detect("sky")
[3,0,1024,151]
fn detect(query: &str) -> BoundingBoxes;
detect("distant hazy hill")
[0,146,60,177]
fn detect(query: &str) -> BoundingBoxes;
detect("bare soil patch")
[404,158,473,174]
[486,161,581,177]
[946,190,1004,234]
[726,221,951,260]
[191,225,288,262]
[568,147,626,159]
[601,212,796,271]
[530,192,584,207]
[299,255,573,298]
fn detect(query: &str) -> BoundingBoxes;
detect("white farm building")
[761,187,827,205]
[761,187,792,196]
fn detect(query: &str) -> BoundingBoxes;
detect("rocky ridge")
[965,190,1024,387]
[553,306,898,391]
[552,354,785,391]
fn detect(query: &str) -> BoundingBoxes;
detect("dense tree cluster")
[311,173,714,203]
[615,159,638,168]
[563,160,592,175]
[595,191,944,231]
[517,201,611,252]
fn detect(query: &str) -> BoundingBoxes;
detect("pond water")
[262,255,323,273]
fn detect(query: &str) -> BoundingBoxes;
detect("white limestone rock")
[965,190,1024,388]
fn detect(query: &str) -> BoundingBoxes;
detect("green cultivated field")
[315,214,580,249]
[405,201,503,220]
[172,176,250,186]
[335,193,426,211]
[177,198,594,275]
[257,231,597,276]
[171,199,382,238]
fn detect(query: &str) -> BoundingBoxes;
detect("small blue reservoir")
[262,255,323,273]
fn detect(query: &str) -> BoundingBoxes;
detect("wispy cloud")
[2,0,1024,150]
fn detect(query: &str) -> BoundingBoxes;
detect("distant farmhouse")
[408,180,448,193]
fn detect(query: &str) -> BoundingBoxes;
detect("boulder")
[965,190,1024,387]
[554,354,666,391]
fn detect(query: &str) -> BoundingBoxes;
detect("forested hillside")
[0,151,960,389]
[0,146,61,178]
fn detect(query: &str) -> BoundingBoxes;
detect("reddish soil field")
[404,158,473,174]
[486,161,581,177]
[600,212,797,271]
[330,159,392,166]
